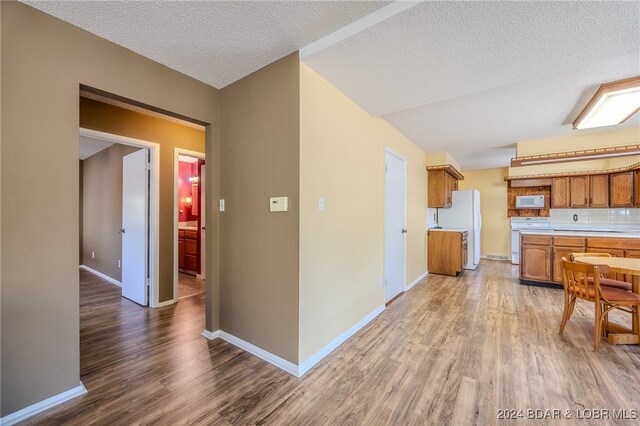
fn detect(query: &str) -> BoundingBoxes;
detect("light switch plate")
[219,199,225,212]
[270,196,288,212]
[319,197,325,211]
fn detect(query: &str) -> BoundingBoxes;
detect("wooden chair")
[559,259,640,351]
[569,252,632,291]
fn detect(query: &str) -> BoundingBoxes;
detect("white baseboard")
[481,255,510,261]
[79,265,121,287]
[201,329,298,376]
[218,331,299,376]
[201,329,220,340]
[0,383,87,426]
[156,298,177,308]
[201,305,386,378]
[405,271,427,291]
[298,304,385,377]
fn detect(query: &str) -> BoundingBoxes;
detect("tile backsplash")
[550,208,640,229]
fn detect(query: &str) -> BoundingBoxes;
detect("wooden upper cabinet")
[589,174,609,208]
[428,170,446,208]
[569,176,589,208]
[428,170,457,208]
[609,171,634,208]
[551,177,570,208]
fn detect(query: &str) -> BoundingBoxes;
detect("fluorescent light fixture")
[510,144,640,167]
[573,76,640,130]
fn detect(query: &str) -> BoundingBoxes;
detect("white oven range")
[510,217,551,264]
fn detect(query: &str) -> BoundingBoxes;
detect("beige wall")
[1,2,219,416]
[79,97,206,301]
[459,168,510,258]
[511,128,640,176]
[81,144,141,281]
[425,151,461,172]
[219,53,300,363]
[299,63,427,362]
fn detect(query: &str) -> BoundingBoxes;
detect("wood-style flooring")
[179,272,205,299]
[25,262,640,425]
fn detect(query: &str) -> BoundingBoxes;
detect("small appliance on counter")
[437,189,481,270]
[510,217,551,264]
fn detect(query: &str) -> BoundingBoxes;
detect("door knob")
[119,228,126,234]
[401,228,407,233]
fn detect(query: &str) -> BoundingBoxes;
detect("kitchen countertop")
[521,229,639,239]
[428,227,468,233]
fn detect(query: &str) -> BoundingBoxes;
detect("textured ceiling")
[26,1,640,170]
[303,1,640,170]
[24,0,387,89]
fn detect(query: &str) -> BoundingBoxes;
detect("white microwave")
[516,195,545,209]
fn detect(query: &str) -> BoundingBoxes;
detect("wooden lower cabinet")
[178,229,199,273]
[521,234,638,285]
[178,239,185,269]
[428,230,467,276]
[521,244,552,282]
[552,246,584,283]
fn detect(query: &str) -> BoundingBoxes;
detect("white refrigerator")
[437,189,481,270]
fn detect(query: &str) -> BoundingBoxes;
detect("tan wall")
[81,143,141,281]
[511,128,640,176]
[425,151,461,172]
[79,97,205,300]
[458,168,510,258]
[299,63,427,362]
[219,53,300,363]
[1,2,219,416]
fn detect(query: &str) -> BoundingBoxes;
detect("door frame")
[79,128,161,307]
[383,147,407,302]
[173,148,205,301]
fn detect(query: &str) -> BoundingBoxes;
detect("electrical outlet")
[91,251,95,259]
[117,260,121,268]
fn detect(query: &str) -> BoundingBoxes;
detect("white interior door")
[200,164,206,280]
[122,149,149,306]
[384,150,406,303]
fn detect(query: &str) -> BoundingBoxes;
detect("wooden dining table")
[575,256,640,345]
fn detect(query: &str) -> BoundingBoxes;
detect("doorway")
[384,148,407,303]
[173,148,206,300]
[79,128,160,307]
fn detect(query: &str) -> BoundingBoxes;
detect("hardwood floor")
[179,272,205,299]
[25,262,640,425]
